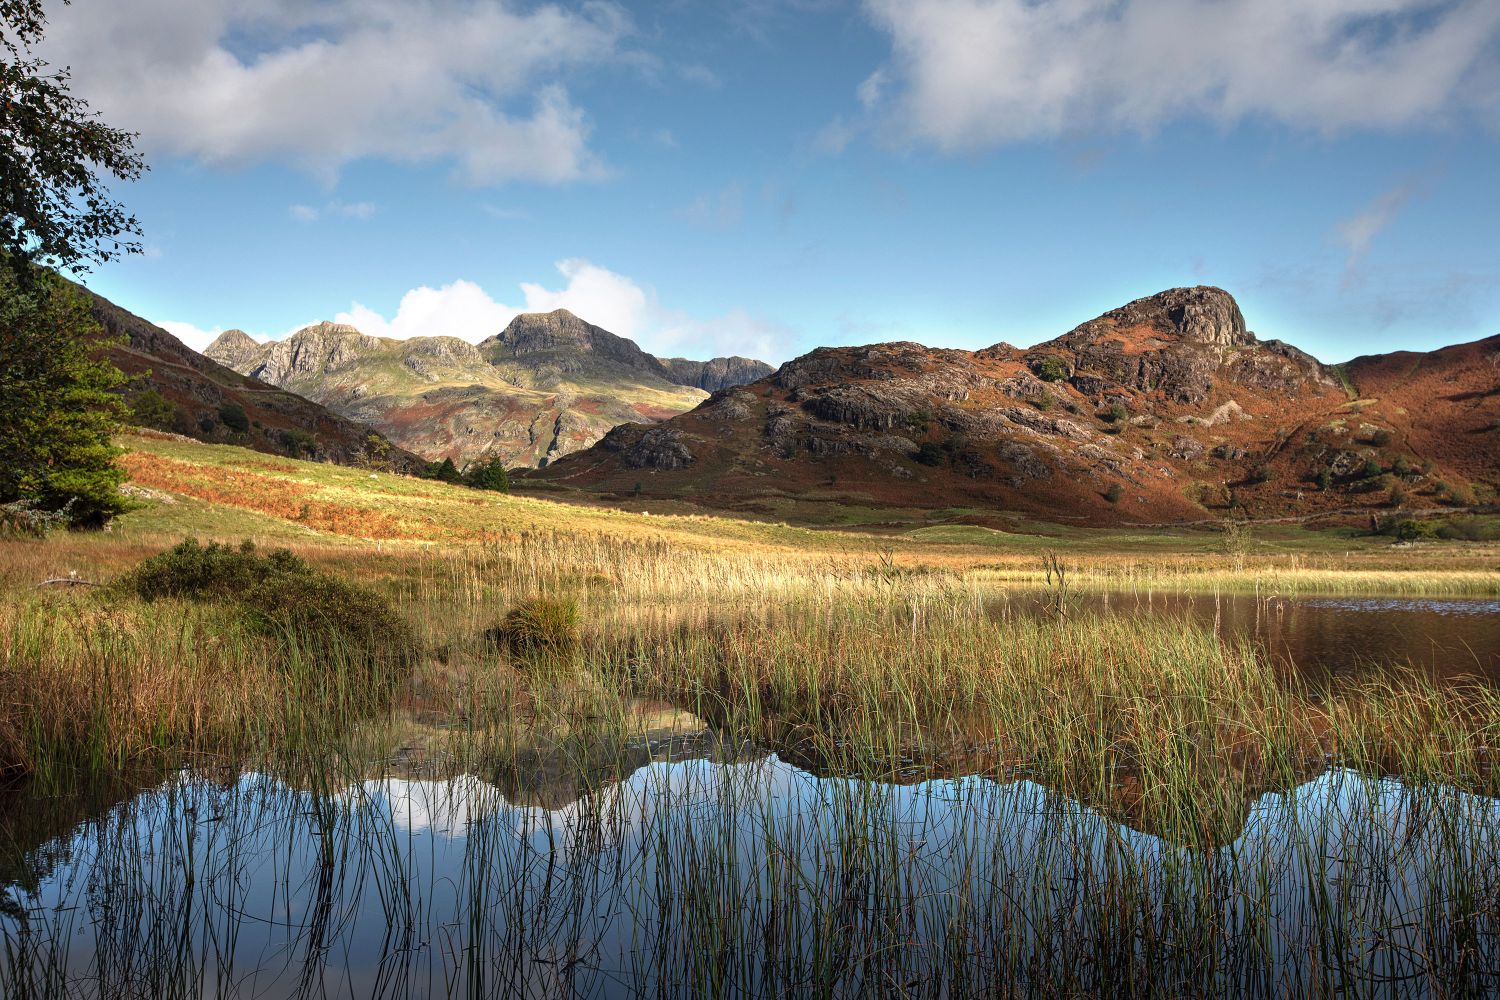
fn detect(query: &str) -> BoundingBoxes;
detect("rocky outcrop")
[536,285,1445,526]
[663,356,776,392]
[204,329,262,371]
[1064,286,1251,349]
[205,309,770,469]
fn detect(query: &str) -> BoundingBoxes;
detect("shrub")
[1360,457,1383,479]
[1032,393,1053,411]
[914,442,946,467]
[1247,464,1272,484]
[1313,469,1333,491]
[218,402,249,433]
[283,428,317,460]
[117,539,417,676]
[1394,519,1439,542]
[1032,357,1068,382]
[1391,454,1414,477]
[0,499,74,538]
[128,389,177,430]
[1101,402,1128,423]
[1366,428,1392,447]
[1389,484,1408,508]
[489,598,580,657]
[1104,483,1124,503]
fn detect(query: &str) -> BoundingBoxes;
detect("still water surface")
[1000,590,1500,682]
[4,594,1500,997]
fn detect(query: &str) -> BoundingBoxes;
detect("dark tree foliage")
[218,401,249,433]
[463,456,510,492]
[1,0,145,275]
[127,387,177,430]
[0,265,130,526]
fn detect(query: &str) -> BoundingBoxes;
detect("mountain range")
[534,286,1500,525]
[87,287,425,471]
[205,311,773,468]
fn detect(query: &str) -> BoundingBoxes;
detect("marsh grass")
[1,440,1498,995]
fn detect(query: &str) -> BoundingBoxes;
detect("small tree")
[463,456,510,492]
[128,388,177,430]
[217,401,249,433]
[0,267,130,527]
[1313,468,1333,491]
[1033,356,1068,382]
[1104,482,1124,503]
[914,442,946,467]
[1360,457,1383,479]
[424,457,461,483]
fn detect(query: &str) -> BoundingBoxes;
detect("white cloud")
[158,320,229,354]
[336,279,517,344]
[316,260,800,361]
[1335,181,1421,286]
[857,0,1500,150]
[41,0,632,184]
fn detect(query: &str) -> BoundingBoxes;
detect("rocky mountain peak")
[205,329,262,370]
[1065,286,1251,349]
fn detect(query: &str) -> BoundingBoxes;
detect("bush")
[128,389,177,430]
[282,428,317,459]
[117,539,417,676]
[0,499,74,538]
[218,402,249,433]
[1313,469,1333,491]
[463,456,510,492]
[1366,428,1392,447]
[1246,464,1272,484]
[1032,357,1068,382]
[1360,457,1384,479]
[489,598,579,657]
[1100,402,1128,423]
[1391,454,1414,477]
[1389,484,1408,508]
[1032,393,1053,411]
[1394,519,1439,542]
[914,442,946,467]
[1104,483,1124,503]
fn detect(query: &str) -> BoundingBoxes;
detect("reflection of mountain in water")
[5,755,1499,997]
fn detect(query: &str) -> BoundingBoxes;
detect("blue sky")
[40,0,1500,365]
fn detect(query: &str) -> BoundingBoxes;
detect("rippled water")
[3,748,1499,998]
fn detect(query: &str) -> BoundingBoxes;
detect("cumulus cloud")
[326,260,801,361]
[337,280,517,344]
[856,0,1500,149]
[40,0,631,183]
[158,321,232,354]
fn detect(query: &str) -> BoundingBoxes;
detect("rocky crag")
[207,310,773,468]
[88,289,422,470]
[534,286,1500,525]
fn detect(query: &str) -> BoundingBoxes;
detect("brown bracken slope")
[533,287,1500,525]
[87,287,425,472]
